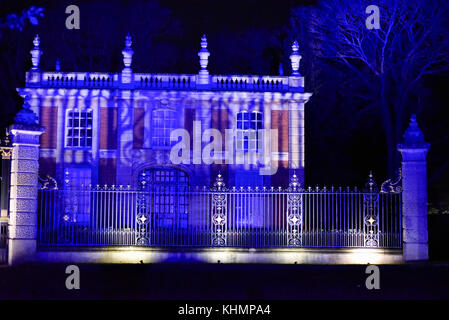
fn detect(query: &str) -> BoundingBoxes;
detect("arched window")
[236,110,263,152]
[151,108,177,148]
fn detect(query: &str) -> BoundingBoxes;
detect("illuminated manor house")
[20,34,312,189]
[1,34,428,265]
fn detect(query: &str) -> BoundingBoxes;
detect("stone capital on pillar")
[7,98,45,265]
[397,114,430,262]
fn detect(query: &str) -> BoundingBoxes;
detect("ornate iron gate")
[37,172,402,248]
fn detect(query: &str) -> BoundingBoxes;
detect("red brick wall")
[39,157,56,178]
[133,108,145,149]
[184,108,195,148]
[271,110,289,153]
[99,158,116,185]
[210,109,228,183]
[271,110,289,187]
[40,106,58,148]
[100,107,117,149]
[211,108,228,149]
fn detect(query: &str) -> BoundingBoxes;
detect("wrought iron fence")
[37,174,402,248]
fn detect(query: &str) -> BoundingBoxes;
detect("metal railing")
[29,72,300,92]
[37,174,402,249]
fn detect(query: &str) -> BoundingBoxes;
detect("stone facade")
[18,34,312,189]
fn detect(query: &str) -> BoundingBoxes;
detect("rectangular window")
[236,111,263,152]
[65,109,93,148]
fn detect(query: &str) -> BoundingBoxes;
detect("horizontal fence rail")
[37,175,402,249]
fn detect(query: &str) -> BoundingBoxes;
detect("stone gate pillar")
[0,134,12,220]
[8,98,44,265]
[397,114,430,262]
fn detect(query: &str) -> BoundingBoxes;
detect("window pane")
[66,110,93,148]
[152,109,177,148]
[237,140,242,150]
[249,140,256,150]
[243,138,248,150]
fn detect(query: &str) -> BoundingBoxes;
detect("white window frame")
[65,108,93,149]
[236,110,263,153]
[151,108,177,149]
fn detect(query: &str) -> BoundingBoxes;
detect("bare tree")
[290,0,449,175]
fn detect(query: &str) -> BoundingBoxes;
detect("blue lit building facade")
[19,35,312,190]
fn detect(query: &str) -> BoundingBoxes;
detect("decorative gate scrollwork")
[363,172,380,247]
[136,173,151,246]
[39,175,58,190]
[380,168,402,194]
[59,170,75,244]
[287,174,302,247]
[211,173,227,246]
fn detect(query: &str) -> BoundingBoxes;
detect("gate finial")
[289,173,300,191]
[364,171,378,193]
[64,169,70,189]
[213,172,226,191]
